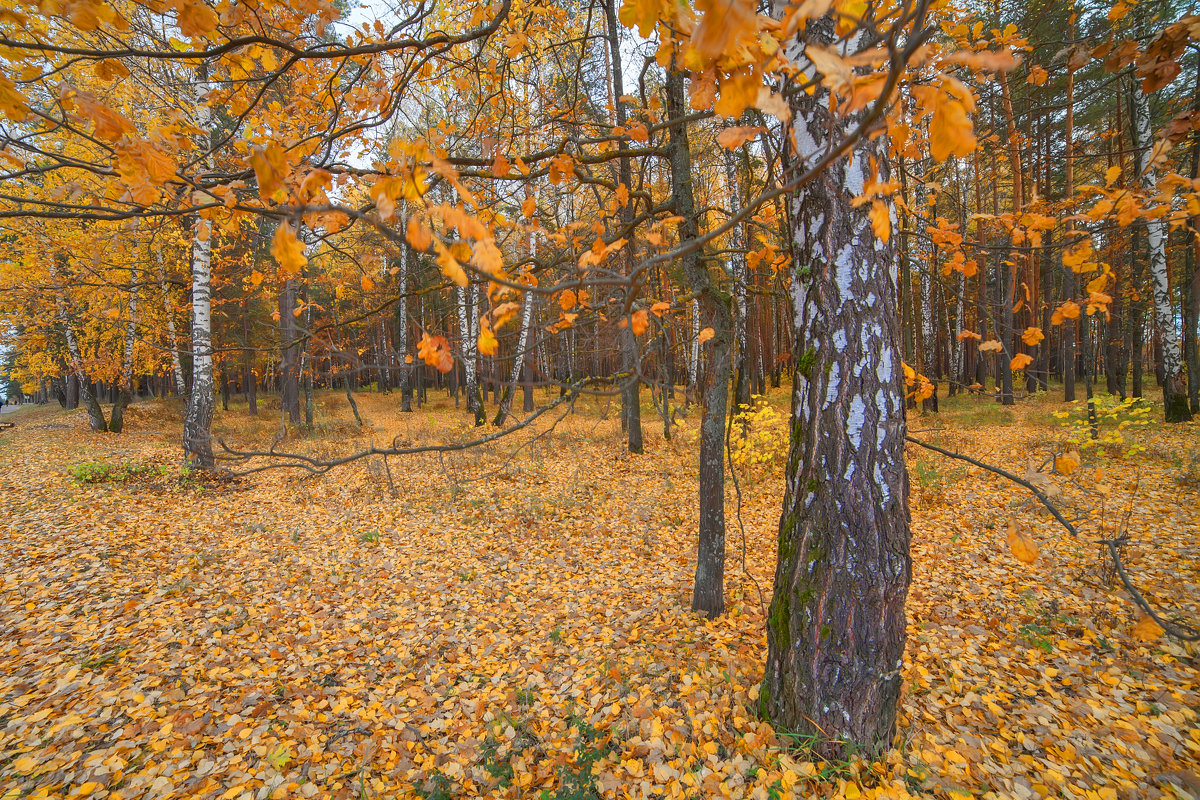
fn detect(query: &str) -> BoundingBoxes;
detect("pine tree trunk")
[760,18,911,759]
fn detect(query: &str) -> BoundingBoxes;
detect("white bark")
[1131,86,1184,382]
[184,64,216,464]
[689,297,701,388]
[505,232,538,402]
[725,155,748,361]
[156,249,188,397]
[457,284,480,414]
[120,264,139,390]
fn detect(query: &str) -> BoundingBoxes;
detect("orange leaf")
[1131,614,1163,642]
[631,309,649,336]
[698,327,715,345]
[271,222,307,277]
[717,126,765,150]
[1006,518,1039,564]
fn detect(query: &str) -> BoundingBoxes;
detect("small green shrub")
[69,461,163,484]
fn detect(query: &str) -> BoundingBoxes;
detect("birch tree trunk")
[726,153,750,412]
[495,232,537,425]
[397,234,413,412]
[156,249,188,398]
[183,63,217,466]
[1130,65,1192,421]
[457,283,485,426]
[759,18,911,758]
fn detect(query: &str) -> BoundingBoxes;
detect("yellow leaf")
[690,0,757,61]
[478,324,498,357]
[271,222,307,277]
[616,183,629,208]
[631,309,649,336]
[698,327,715,345]
[717,126,765,150]
[1054,450,1080,475]
[1026,65,1049,85]
[361,274,375,292]
[1021,327,1044,346]
[249,142,288,200]
[406,217,432,251]
[868,199,890,243]
[177,0,218,38]
[1006,518,1039,564]
[2,75,32,121]
[12,755,36,773]
[929,91,976,162]
[1131,614,1163,642]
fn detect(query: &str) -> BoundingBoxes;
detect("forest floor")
[0,387,1197,800]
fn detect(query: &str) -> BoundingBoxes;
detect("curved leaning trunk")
[759,19,911,758]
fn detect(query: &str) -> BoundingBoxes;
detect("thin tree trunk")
[156,249,188,399]
[1130,57,1192,420]
[110,263,139,433]
[666,65,729,618]
[457,284,485,426]
[183,63,216,466]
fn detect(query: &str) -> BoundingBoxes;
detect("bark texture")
[760,18,911,758]
[665,65,729,619]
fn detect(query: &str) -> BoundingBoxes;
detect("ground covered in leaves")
[0,389,1197,800]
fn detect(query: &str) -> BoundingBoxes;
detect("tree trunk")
[760,18,911,759]
[1130,69,1191,420]
[457,283,485,426]
[604,0,643,454]
[55,288,108,433]
[495,233,537,425]
[726,153,751,413]
[666,65,729,618]
[398,233,413,412]
[110,264,139,434]
[279,279,301,424]
[156,249,188,399]
[183,64,216,466]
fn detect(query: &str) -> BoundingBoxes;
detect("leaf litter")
[0,392,1196,799]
